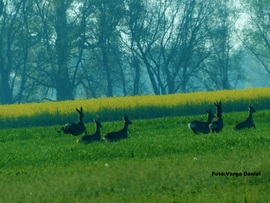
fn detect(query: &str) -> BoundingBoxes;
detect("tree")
[0,0,3,15]
[54,0,74,100]
[0,0,252,103]
[171,0,211,93]
[203,0,244,90]
[123,0,148,95]
[0,0,28,104]
[93,0,125,97]
[125,0,212,94]
[70,0,100,98]
[240,0,270,79]
[31,0,75,101]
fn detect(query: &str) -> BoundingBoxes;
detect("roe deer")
[188,109,215,134]
[58,107,87,136]
[104,116,132,141]
[77,119,102,143]
[209,101,223,133]
[234,104,256,130]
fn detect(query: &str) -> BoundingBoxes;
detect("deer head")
[76,107,84,122]
[214,101,222,118]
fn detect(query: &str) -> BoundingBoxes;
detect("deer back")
[188,109,214,134]
[67,121,86,136]
[105,116,132,141]
[234,105,256,130]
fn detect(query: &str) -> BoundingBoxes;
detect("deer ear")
[76,107,83,113]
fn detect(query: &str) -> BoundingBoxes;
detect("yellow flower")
[0,87,269,119]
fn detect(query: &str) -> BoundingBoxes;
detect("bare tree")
[125,0,212,94]
[94,1,125,97]
[0,0,27,104]
[171,0,211,93]
[54,0,74,100]
[31,0,75,101]
[0,0,250,103]
[203,0,244,90]
[240,0,270,80]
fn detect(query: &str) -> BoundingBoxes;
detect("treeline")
[0,0,269,104]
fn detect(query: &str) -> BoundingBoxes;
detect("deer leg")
[58,127,64,133]
[191,129,198,134]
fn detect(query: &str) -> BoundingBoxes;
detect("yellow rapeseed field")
[0,87,269,119]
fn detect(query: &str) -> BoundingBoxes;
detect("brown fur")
[209,101,223,133]
[77,119,102,143]
[234,105,256,130]
[104,116,132,142]
[188,109,215,134]
[58,107,87,136]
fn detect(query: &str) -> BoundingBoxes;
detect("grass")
[0,110,269,202]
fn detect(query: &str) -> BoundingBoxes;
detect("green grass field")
[0,109,269,202]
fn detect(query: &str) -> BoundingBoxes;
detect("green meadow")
[0,108,269,202]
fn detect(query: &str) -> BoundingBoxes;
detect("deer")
[209,101,223,133]
[104,116,132,142]
[77,119,102,143]
[58,107,87,136]
[188,109,215,134]
[234,104,256,130]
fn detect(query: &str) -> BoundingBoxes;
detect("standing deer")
[188,109,215,134]
[104,116,132,141]
[77,119,102,143]
[234,104,256,130]
[58,107,87,136]
[209,101,223,133]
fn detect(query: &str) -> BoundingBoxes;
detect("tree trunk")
[0,69,13,104]
[55,1,73,101]
[102,48,113,97]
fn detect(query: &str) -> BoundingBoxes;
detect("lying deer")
[58,107,87,136]
[234,104,256,130]
[77,119,102,143]
[209,101,223,133]
[188,109,215,134]
[104,116,132,141]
